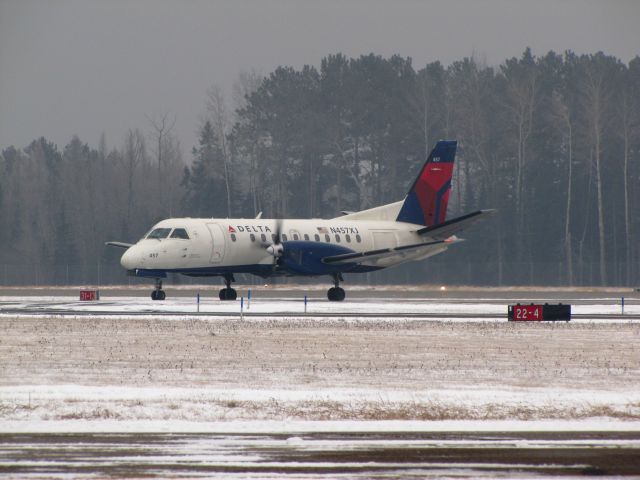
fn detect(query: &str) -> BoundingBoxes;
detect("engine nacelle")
[279,241,355,275]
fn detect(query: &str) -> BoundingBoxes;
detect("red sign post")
[79,290,99,301]
[508,304,571,321]
[511,304,543,321]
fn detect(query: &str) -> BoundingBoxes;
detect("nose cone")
[120,246,139,270]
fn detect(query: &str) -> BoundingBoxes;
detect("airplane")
[106,140,494,301]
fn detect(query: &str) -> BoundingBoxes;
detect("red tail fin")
[396,140,456,226]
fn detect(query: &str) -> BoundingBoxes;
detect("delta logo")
[229,225,273,233]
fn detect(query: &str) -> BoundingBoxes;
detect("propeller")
[264,218,284,260]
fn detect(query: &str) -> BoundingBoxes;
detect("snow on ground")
[4,418,640,434]
[1,292,639,433]
[2,384,640,433]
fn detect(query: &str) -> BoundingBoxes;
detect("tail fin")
[396,140,457,226]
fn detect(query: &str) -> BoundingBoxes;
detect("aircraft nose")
[120,246,139,270]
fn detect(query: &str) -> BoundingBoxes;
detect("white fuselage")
[120,217,448,276]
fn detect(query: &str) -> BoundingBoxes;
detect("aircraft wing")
[322,239,449,266]
[415,209,496,240]
[105,241,134,249]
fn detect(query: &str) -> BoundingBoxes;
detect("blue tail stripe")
[433,180,451,225]
[396,190,423,226]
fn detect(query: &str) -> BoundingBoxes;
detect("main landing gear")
[327,273,345,301]
[151,278,166,301]
[219,274,237,301]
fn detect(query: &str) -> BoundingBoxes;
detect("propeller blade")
[270,218,284,268]
[264,218,285,263]
[273,218,283,246]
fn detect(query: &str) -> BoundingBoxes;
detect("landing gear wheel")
[151,278,166,300]
[151,290,166,301]
[219,274,237,301]
[327,287,345,301]
[219,287,237,301]
[328,273,346,301]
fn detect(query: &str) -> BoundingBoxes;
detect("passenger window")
[231,233,237,242]
[282,234,288,242]
[346,234,351,243]
[261,233,267,242]
[314,234,320,242]
[325,234,330,242]
[356,234,362,243]
[293,233,299,240]
[250,234,256,242]
[170,228,190,239]
[304,234,309,241]
[335,234,341,242]
[147,228,171,239]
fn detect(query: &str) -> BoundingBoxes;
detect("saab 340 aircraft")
[107,140,494,301]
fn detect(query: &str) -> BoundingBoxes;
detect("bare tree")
[230,70,264,216]
[500,53,538,276]
[122,129,147,228]
[206,85,233,218]
[580,57,613,285]
[619,88,636,285]
[146,112,177,216]
[552,91,575,284]
[231,69,263,118]
[449,57,505,283]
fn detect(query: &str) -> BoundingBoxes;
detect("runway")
[2,431,639,478]
[0,303,530,318]
[1,286,638,319]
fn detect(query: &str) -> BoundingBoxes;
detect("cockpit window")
[170,228,190,239]
[147,228,171,239]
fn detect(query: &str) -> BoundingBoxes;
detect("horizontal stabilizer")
[416,209,496,239]
[322,240,447,266]
[105,241,133,249]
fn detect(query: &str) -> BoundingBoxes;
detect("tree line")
[1,49,639,286]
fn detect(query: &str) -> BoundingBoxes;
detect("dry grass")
[8,397,632,422]
[225,399,640,421]
[2,315,639,423]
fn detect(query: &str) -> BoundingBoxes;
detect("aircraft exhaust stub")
[508,303,571,321]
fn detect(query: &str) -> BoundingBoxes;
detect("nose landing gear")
[219,274,237,301]
[327,273,345,301]
[151,278,166,301]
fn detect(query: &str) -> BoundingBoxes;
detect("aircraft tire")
[151,290,166,301]
[219,288,237,301]
[327,287,345,302]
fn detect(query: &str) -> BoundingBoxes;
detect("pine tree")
[183,121,227,217]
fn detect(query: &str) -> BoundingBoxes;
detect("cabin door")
[206,223,226,264]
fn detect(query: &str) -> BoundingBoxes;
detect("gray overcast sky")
[1,0,638,154]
